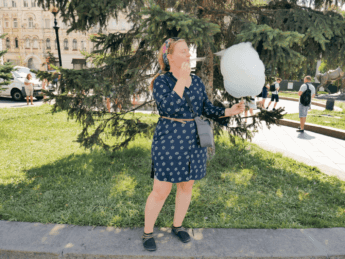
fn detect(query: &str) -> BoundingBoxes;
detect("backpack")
[269,84,276,92]
[300,83,311,106]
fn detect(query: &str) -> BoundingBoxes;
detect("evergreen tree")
[0,33,15,92]
[34,0,345,156]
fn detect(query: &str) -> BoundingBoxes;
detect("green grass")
[284,102,345,130]
[1,105,345,229]
[279,91,327,104]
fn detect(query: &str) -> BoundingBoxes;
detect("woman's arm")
[199,77,230,127]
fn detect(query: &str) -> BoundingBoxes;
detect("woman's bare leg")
[144,179,172,233]
[173,180,194,227]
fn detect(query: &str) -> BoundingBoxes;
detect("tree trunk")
[198,42,216,162]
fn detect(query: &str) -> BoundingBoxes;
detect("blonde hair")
[305,76,312,81]
[149,38,186,92]
[276,78,282,82]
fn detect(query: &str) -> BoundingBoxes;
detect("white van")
[0,66,48,101]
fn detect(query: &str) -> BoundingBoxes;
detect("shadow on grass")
[1,138,345,229]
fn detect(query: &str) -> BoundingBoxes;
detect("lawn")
[1,105,345,229]
[278,91,328,103]
[283,102,345,131]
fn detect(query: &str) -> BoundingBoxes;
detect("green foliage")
[235,23,306,77]
[0,33,15,92]
[32,0,345,153]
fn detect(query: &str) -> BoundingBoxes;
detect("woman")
[142,38,245,252]
[24,73,34,105]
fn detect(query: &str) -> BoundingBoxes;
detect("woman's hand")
[180,62,191,81]
[224,100,245,117]
[177,62,191,88]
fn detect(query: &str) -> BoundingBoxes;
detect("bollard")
[325,99,334,110]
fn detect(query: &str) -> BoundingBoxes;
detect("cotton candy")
[220,42,265,98]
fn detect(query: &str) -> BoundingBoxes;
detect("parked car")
[0,66,54,101]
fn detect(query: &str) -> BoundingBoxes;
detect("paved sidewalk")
[0,97,45,108]
[1,220,345,258]
[250,122,345,181]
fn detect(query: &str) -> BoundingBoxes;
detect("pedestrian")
[41,78,48,100]
[266,78,282,110]
[297,75,315,133]
[132,87,140,107]
[244,96,255,123]
[260,84,269,109]
[106,88,122,112]
[143,37,245,252]
[24,73,34,105]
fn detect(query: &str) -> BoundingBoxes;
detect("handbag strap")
[165,72,198,117]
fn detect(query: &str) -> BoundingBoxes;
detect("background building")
[0,0,132,70]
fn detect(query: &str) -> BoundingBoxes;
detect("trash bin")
[325,99,334,110]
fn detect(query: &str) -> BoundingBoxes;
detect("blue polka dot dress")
[150,72,230,183]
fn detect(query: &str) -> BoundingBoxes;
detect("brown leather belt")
[160,116,194,124]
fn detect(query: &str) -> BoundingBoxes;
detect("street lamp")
[50,6,64,93]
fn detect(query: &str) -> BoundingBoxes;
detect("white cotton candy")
[220,42,265,98]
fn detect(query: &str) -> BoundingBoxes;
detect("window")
[5,19,9,28]
[28,17,33,28]
[23,0,28,7]
[12,0,16,7]
[25,38,30,48]
[46,38,51,49]
[6,38,10,49]
[45,19,50,28]
[33,38,38,48]
[81,40,86,50]
[63,39,68,50]
[31,0,35,7]
[15,38,18,48]
[72,39,77,50]
[3,0,7,7]
[13,18,17,28]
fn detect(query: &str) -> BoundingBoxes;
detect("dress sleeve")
[153,74,187,116]
[199,76,230,127]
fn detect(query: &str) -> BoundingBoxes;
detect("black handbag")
[166,73,213,147]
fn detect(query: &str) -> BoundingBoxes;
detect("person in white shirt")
[266,78,282,110]
[24,73,34,105]
[297,75,316,133]
[244,96,256,123]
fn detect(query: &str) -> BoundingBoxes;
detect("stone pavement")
[0,97,45,108]
[1,220,345,258]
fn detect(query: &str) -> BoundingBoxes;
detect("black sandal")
[142,232,156,251]
[171,225,191,243]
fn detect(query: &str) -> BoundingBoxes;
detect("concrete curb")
[1,220,345,259]
[276,96,345,140]
[279,96,329,108]
[277,118,345,140]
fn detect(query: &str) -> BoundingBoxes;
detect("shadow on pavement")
[296,133,316,140]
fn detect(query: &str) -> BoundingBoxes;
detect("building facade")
[0,0,131,70]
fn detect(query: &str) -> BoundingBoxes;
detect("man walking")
[266,78,282,110]
[297,76,315,133]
